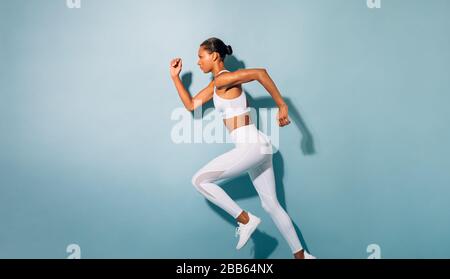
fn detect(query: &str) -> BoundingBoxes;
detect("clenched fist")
[277,104,291,127]
[170,57,182,78]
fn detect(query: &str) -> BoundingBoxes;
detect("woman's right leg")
[247,154,304,255]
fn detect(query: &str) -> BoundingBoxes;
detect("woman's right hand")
[170,57,182,78]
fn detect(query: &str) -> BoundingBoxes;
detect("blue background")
[1,0,449,258]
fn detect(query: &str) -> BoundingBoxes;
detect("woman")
[169,37,315,259]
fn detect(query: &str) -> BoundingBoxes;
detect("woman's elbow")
[186,99,202,112]
[257,68,268,81]
[185,101,194,112]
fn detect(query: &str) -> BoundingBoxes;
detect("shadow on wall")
[180,54,316,259]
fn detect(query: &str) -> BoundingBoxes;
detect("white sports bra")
[213,69,251,119]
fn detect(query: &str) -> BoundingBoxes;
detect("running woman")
[170,37,315,259]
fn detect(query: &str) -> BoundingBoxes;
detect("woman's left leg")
[191,143,267,219]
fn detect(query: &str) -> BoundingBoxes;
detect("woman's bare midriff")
[224,113,251,133]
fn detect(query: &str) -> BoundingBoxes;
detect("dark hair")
[200,37,233,61]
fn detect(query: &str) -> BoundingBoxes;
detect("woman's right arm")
[170,58,213,111]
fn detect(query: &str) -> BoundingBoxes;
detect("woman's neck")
[214,68,227,78]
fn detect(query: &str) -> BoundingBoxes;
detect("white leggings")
[191,123,303,254]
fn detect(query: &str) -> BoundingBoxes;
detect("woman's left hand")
[277,104,291,127]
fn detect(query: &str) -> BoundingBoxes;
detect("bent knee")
[191,172,202,189]
[191,169,225,188]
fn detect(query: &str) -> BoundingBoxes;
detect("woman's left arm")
[215,68,291,126]
[257,69,291,127]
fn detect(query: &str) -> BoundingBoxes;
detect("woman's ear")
[212,52,219,62]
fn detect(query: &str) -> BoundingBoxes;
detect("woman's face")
[197,46,214,73]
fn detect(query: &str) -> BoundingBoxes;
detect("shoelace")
[235,225,242,237]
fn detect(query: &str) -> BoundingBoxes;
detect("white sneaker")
[304,250,316,259]
[235,212,261,250]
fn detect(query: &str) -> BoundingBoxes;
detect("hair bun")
[227,45,233,55]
